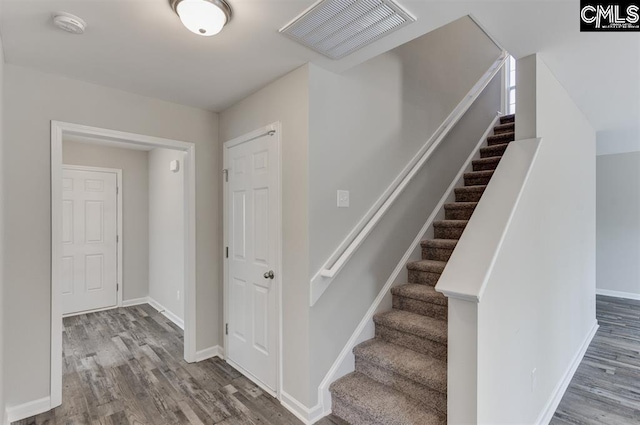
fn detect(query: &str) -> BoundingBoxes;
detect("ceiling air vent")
[280,0,415,60]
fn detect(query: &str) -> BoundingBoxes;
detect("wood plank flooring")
[19,295,640,425]
[552,295,640,424]
[13,304,305,425]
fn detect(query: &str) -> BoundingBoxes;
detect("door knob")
[263,270,275,279]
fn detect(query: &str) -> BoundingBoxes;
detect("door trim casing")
[61,165,123,315]
[222,122,283,399]
[51,121,197,409]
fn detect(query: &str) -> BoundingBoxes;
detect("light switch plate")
[337,190,350,208]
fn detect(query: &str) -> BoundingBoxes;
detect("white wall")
[596,151,640,296]
[148,148,185,322]
[2,64,220,409]
[219,65,311,406]
[596,129,640,156]
[62,140,150,301]
[475,55,596,424]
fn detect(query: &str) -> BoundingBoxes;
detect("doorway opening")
[50,121,197,408]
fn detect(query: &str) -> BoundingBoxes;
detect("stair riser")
[408,269,441,286]
[455,189,484,203]
[480,145,507,158]
[445,208,475,220]
[393,296,447,320]
[472,160,500,172]
[422,246,454,262]
[332,397,384,425]
[464,175,492,186]
[487,136,514,146]
[500,115,515,124]
[434,226,465,239]
[376,325,447,361]
[355,359,447,417]
[494,126,514,135]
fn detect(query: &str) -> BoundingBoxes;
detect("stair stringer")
[315,114,501,418]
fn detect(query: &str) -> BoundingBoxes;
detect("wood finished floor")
[552,295,640,425]
[13,304,321,425]
[21,295,640,425]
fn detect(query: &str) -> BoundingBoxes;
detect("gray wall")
[308,16,502,273]
[62,140,150,301]
[148,148,185,321]
[219,65,311,405]
[596,152,640,295]
[2,64,220,408]
[0,30,5,425]
[307,17,502,405]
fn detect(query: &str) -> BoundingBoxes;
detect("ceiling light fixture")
[170,0,232,36]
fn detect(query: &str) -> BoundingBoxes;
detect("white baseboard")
[121,296,184,329]
[145,297,185,329]
[535,321,599,425]
[195,345,224,362]
[5,396,51,424]
[280,391,324,425]
[122,297,150,307]
[596,288,640,300]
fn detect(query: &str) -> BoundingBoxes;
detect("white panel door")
[227,132,279,393]
[62,168,118,315]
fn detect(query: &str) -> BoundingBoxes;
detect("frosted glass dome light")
[170,0,232,36]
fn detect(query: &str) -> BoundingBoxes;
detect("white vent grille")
[280,0,415,60]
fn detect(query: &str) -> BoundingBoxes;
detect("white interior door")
[226,130,280,394]
[62,167,118,315]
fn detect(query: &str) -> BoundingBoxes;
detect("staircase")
[327,115,516,425]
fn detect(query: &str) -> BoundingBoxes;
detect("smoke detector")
[53,12,87,35]
[280,0,415,60]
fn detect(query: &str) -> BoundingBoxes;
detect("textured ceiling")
[1,0,638,149]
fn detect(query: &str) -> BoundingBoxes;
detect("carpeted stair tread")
[433,219,468,228]
[406,259,446,273]
[444,201,478,220]
[421,238,458,249]
[330,372,445,425]
[433,219,468,239]
[374,309,447,345]
[493,122,515,134]
[354,339,447,393]
[464,170,495,186]
[444,202,478,210]
[480,143,509,158]
[500,114,515,124]
[472,156,501,171]
[487,131,515,145]
[391,283,447,306]
[454,185,487,202]
[455,185,486,194]
[464,170,494,179]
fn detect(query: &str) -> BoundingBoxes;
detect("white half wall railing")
[435,137,541,303]
[435,137,542,425]
[309,50,509,306]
